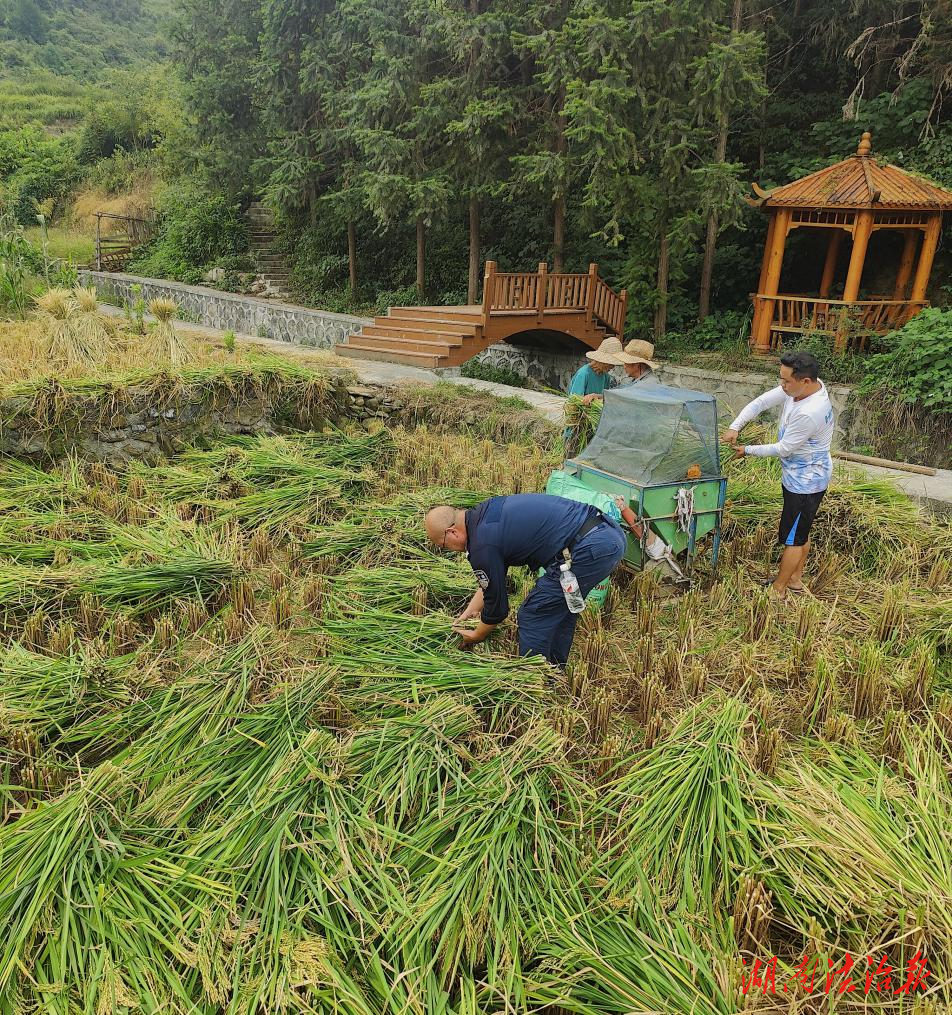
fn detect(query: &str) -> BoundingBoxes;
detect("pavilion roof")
[752,132,952,211]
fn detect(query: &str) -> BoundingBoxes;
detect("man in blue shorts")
[721,351,835,600]
[424,494,627,668]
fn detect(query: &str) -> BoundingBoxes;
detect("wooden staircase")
[337,306,487,368]
[336,261,627,369]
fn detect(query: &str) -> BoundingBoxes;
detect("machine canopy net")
[577,378,721,485]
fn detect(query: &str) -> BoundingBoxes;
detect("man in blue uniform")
[424,494,627,668]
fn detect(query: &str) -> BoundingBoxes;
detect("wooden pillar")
[893,228,919,300]
[756,212,777,294]
[617,289,628,341]
[842,211,874,302]
[536,261,547,325]
[751,207,791,353]
[585,262,597,323]
[481,260,496,318]
[818,229,844,298]
[835,210,875,353]
[95,213,102,271]
[910,214,942,304]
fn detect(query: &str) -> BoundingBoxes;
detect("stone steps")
[245,201,292,295]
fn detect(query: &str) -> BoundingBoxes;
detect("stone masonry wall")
[78,270,370,351]
[453,344,591,392]
[0,371,404,468]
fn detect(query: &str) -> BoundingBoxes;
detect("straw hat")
[585,336,625,365]
[615,339,659,369]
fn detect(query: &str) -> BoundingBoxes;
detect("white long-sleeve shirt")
[730,383,834,494]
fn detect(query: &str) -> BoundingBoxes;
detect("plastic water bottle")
[559,562,586,613]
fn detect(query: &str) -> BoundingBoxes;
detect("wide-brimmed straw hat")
[585,336,624,365]
[615,339,659,369]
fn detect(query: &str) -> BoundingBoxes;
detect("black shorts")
[778,486,826,547]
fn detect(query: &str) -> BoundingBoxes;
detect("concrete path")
[100,307,951,514]
[130,313,570,424]
[840,461,952,517]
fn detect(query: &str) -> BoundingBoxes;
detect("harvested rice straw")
[147,297,190,367]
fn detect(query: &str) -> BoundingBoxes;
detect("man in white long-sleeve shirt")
[721,351,834,600]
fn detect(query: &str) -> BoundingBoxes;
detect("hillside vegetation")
[0,0,172,128]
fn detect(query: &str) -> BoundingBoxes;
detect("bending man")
[721,350,834,600]
[425,494,627,668]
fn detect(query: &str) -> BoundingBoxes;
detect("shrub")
[860,308,952,412]
[289,252,349,296]
[0,126,79,224]
[74,90,159,165]
[0,208,37,314]
[781,330,866,386]
[460,358,533,389]
[659,309,751,354]
[84,148,154,194]
[369,284,419,316]
[127,183,247,283]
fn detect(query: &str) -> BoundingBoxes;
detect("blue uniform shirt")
[465,494,596,625]
[567,363,616,398]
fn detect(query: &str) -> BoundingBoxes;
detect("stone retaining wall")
[453,344,588,391]
[0,369,405,468]
[78,270,370,351]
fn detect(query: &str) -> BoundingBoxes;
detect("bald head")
[425,505,468,552]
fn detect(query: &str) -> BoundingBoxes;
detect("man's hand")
[612,494,627,510]
[581,393,603,406]
[721,429,739,446]
[733,445,747,459]
[452,619,497,649]
[455,588,484,624]
[453,626,484,648]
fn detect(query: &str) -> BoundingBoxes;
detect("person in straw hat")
[566,336,624,405]
[614,338,660,385]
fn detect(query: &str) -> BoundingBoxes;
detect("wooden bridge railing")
[482,261,627,339]
[94,212,156,271]
[753,293,928,353]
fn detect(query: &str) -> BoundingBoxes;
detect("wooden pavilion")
[748,131,952,354]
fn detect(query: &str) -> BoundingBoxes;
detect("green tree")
[510,0,578,271]
[431,0,518,301]
[173,0,263,193]
[697,0,765,320]
[621,0,764,337]
[0,0,47,42]
[347,0,452,298]
[255,0,334,224]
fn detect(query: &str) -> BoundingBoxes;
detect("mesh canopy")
[576,378,721,485]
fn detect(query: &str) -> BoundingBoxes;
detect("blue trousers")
[517,519,627,668]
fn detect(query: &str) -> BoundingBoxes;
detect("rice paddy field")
[0,348,951,1013]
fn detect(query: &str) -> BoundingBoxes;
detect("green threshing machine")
[548,378,727,585]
